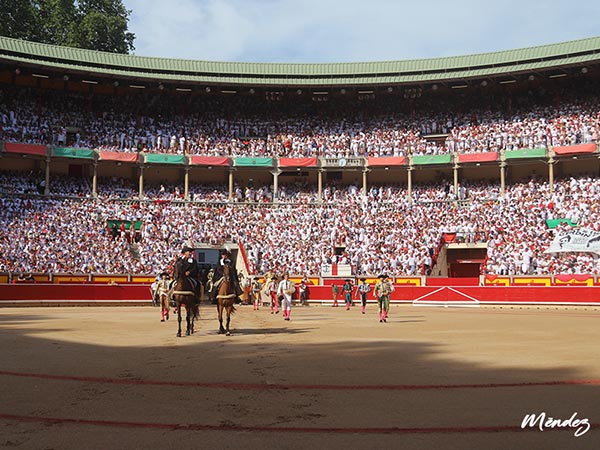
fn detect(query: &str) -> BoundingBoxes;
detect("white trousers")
[280,293,292,311]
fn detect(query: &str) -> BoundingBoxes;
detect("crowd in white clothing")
[1,171,599,277]
[1,83,599,159]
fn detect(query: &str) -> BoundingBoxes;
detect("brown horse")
[171,274,200,337]
[216,263,237,335]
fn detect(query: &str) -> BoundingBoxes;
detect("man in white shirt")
[277,273,295,321]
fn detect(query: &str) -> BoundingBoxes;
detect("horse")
[171,273,200,337]
[216,263,237,335]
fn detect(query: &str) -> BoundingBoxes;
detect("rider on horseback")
[213,249,243,298]
[174,246,201,303]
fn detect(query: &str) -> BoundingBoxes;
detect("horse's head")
[223,262,231,281]
[174,272,192,291]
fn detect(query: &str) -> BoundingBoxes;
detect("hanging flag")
[544,228,600,255]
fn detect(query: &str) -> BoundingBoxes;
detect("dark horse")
[171,274,200,337]
[216,263,237,335]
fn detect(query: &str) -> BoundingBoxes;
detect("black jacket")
[174,256,199,280]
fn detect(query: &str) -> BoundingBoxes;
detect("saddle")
[172,276,200,301]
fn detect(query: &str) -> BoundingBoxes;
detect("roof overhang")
[1,36,600,88]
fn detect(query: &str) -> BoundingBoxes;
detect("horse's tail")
[192,302,200,320]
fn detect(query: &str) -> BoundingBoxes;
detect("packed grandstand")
[1,36,599,279]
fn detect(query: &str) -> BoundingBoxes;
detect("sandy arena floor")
[1,303,599,450]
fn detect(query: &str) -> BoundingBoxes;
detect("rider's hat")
[378,273,388,279]
[159,271,169,277]
[182,246,194,253]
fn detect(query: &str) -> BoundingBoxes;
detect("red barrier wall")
[426,277,479,286]
[0,284,152,305]
[301,285,600,305]
[0,284,598,306]
[396,286,600,304]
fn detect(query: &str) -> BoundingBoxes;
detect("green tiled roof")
[1,36,600,86]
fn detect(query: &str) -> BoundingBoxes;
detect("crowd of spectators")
[0,170,90,197]
[2,79,599,277]
[1,79,599,159]
[1,171,599,277]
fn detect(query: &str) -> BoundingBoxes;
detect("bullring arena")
[1,302,599,449]
[2,33,600,449]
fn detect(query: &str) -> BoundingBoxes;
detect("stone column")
[139,165,144,200]
[500,161,506,196]
[44,155,50,196]
[453,163,459,197]
[548,156,555,193]
[184,167,190,201]
[92,161,98,198]
[318,169,324,203]
[271,168,281,203]
[228,169,234,202]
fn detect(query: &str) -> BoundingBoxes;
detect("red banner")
[238,241,250,274]
[279,157,318,167]
[189,156,229,166]
[367,156,407,166]
[458,152,499,163]
[4,142,47,156]
[99,151,139,162]
[443,232,456,243]
[553,143,596,155]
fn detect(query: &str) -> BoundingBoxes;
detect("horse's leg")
[217,302,225,334]
[176,301,182,337]
[186,303,192,336]
[225,305,232,336]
